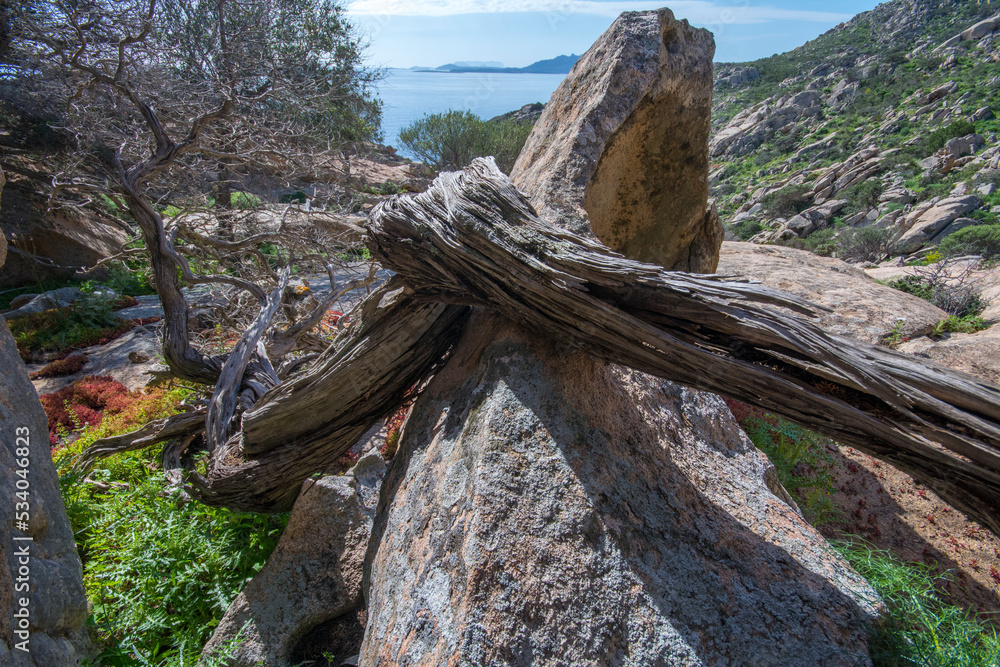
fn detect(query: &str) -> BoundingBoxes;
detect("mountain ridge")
[403,54,579,74]
[709,0,1000,263]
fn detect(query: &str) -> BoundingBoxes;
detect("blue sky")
[347,0,884,68]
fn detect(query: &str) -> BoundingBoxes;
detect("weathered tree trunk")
[188,279,469,511]
[365,158,1000,538]
[74,275,469,512]
[123,194,222,385]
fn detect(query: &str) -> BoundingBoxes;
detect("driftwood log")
[78,158,1000,534]
[364,158,1000,536]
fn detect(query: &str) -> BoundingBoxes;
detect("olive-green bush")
[398,110,533,173]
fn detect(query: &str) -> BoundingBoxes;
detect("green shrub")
[101,263,156,297]
[886,274,986,319]
[838,225,892,263]
[56,387,289,666]
[398,109,533,173]
[760,184,812,218]
[886,275,934,301]
[731,219,765,241]
[363,180,404,196]
[939,224,1000,260]
[926,119,977,153]
[931,315,990,337]
[804,227,838,256]
[841,178,885,214]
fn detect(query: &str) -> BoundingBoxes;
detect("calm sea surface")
[377,69,566,157]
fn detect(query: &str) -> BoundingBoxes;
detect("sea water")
[378,69,566,156]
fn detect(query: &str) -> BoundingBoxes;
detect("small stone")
[128,350,150,364]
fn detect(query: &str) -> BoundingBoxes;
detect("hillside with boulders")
[711,0,1000,263]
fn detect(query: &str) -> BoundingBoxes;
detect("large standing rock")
[510,9,722,272]
[361,314,879,666]
[0,319,91,665]
[361,9,878,666]
[202,451,386,666]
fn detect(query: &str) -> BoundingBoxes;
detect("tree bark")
[365,158,1000,537]
[186,278,469,511]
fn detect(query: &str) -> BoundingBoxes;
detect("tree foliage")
[6,0,384,384]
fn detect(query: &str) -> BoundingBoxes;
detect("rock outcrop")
[361,313,879,666]
[717,242,948,343]
[0,250,90,663]
[0,342,87,667]
[870,264,1000,384]
[894,195,983,254]
[0,174,129,287]
[28,324,165,394]
[202,451,386,666]
[360,10,879,666]
[710,1,1000,264]
[511,9,722,272]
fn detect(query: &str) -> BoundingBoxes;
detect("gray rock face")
[944,134,984,160]
[360,314,879,666]
[510,9,722,272]
[202,451,386,666]
[0,177,129,287]
[2,287,87,319]
[29,324,165,394]
[895,195,982,253]
[0,318,90,665]
[961,14,1000,41]
[714,66,759,90]
[718,242,948,344]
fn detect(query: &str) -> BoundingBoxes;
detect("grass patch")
[7,288,157,363]
[931,315,991,338]
[8,305,155,363]
[724,399,837,525]
[55,385,288,666]
[837,542,1000,667]
[725,400,1000,664]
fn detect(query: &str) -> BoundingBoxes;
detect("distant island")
[401,54,579,75]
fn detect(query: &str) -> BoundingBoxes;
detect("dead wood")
[185,277,469,511]
[365,158,1000,536]
[75,275,468,513]
[73,409,208,474]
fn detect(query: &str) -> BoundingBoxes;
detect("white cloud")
[346,0,852,25]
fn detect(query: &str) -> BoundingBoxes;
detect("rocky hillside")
[711,0,1000,263]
